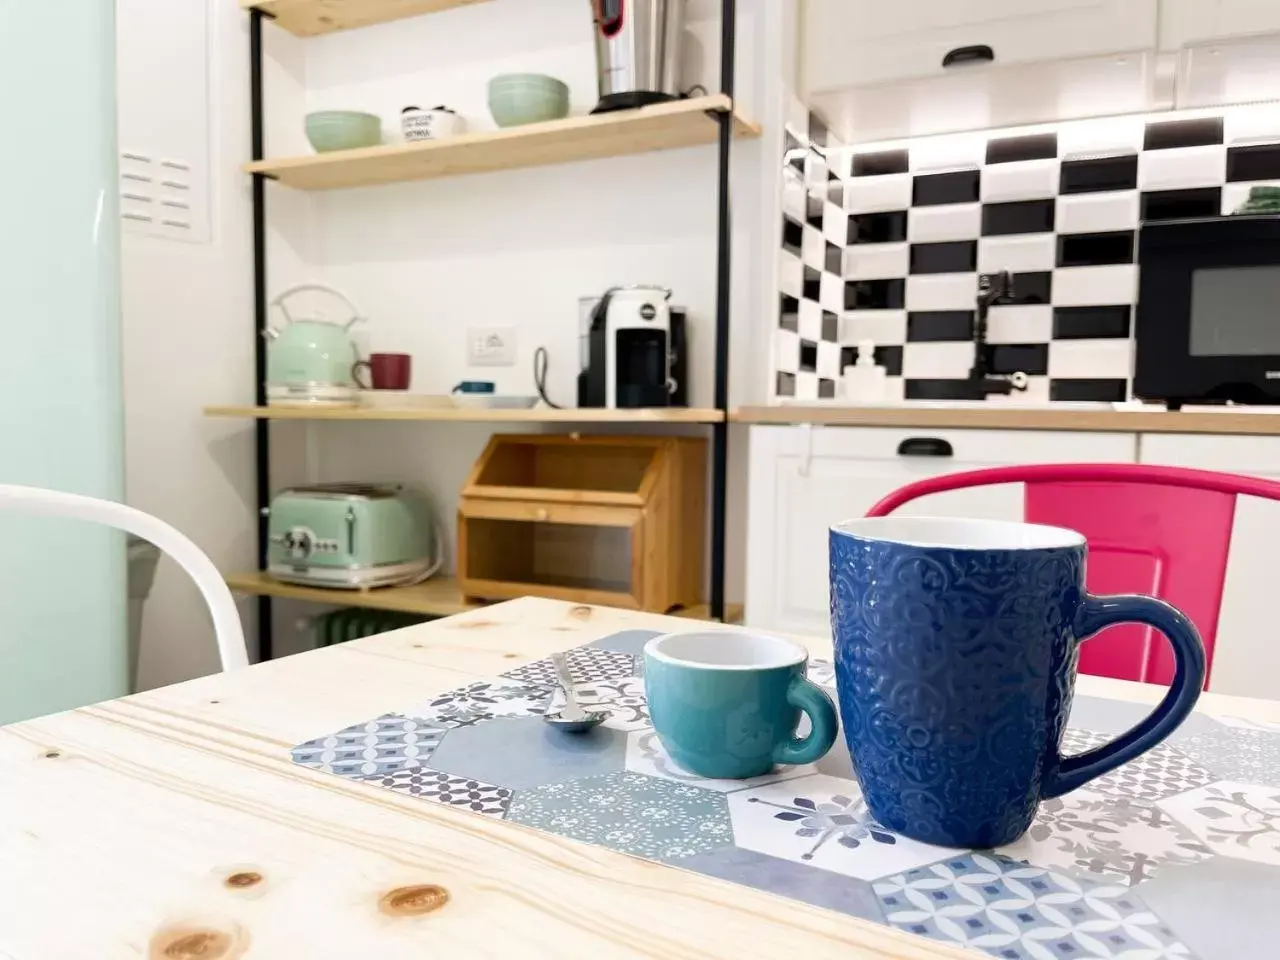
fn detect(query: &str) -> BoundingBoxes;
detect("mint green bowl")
[487,74,570,128]
[305,111,382,152]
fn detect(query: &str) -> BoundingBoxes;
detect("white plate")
[451,395,539,409]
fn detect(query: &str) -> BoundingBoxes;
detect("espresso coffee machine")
[578,286,687,408]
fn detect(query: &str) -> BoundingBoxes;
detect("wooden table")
[3,598,1277,960]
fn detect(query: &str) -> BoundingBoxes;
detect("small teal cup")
[643,630,838,779]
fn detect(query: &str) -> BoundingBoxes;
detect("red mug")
[354,353,412,391]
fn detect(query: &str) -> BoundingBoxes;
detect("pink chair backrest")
[866,463,1280,688]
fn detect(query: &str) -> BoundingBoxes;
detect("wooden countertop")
[3,597,1275,958]
[732,405,1280,436]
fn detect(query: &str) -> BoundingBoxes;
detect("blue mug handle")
[1042,593,1206,799]
[773,675,839,766]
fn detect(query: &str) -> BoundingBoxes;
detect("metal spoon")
[542,652,607,733]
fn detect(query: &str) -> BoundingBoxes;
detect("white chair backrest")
[0,484,249,672]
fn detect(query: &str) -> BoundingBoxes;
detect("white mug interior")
[645,630,808,671]
[831,516,1085,551]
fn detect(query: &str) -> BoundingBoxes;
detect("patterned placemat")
[292,630,1280,960]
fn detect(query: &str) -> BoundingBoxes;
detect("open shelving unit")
[236,0,744,657]
[247,95,759,190]
[206,404,726,423]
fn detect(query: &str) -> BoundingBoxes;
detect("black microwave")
[1135,215,1280,408]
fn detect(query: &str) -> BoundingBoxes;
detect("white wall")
[120,0,787,680]
[118,0,313,685]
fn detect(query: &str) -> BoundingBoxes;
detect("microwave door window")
[1190,265,1280,356]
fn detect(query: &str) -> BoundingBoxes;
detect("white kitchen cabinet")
[1174,32,1280,110]
[744,425,1136,637]
[1162,0,1280,109]
[804,0,1157,92]
[813,54,1156,146]
[1139,433,1280,700]
[1160,0,1280,50]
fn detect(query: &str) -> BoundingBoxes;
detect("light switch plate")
[468,326,517,366]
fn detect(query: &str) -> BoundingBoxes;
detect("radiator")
[309,608,434,647]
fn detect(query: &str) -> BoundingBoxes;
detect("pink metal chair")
[866,463,1280,688]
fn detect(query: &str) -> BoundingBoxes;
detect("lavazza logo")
[1267,371,1280,380]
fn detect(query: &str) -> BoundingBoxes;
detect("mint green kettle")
[265,283,366,405]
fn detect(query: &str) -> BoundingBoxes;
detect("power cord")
[533,346,562,409]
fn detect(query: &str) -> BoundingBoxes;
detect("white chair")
[0,484,250,672]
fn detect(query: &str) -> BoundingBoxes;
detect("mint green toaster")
[267,483,440,588]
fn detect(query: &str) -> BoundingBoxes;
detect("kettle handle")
[270,283,367,331]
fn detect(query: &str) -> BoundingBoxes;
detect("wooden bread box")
[457,434,706,612]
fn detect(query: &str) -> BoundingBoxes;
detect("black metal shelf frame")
[250,10,273,659]
[247,1,738,659]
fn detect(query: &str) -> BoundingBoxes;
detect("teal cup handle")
[773,674,838,766]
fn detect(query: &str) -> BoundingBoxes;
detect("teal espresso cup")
[643,630,838,779]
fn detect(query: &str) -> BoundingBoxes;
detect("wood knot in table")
[148,923,248,959]
[448,618,497,630]
[379,885,450,917]
[224,871,262,889]
[568,605,593,621]
[42,749,61,759]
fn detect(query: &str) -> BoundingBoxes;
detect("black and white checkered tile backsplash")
[775,105,1280,403]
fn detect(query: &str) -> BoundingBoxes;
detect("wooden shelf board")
[225,571,741,623]
[732,405,1280,437]
[243,0,491,37]
[225,571,481,617]
[205,404,724,424]
[245,96,760,190]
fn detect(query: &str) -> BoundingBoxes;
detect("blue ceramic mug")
[829,516,1205,848]
[644,630,838,779]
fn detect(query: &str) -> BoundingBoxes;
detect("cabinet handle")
[534,508,549,521]
[897,437,954,457]
[942,45,995,69]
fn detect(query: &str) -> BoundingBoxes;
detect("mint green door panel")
[0,1,126,723]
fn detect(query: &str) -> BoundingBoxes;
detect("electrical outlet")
[468,326,517,366]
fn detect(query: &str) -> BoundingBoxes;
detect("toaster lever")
[345,507,356,556]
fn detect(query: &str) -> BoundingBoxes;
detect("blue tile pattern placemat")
[292,631,1280,960]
